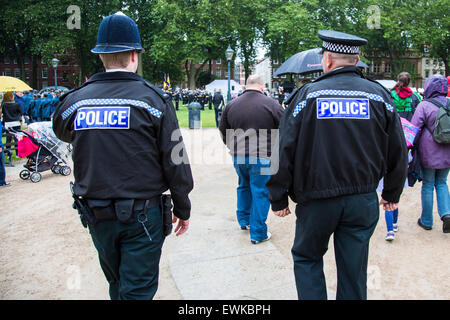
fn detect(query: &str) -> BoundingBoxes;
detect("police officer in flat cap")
[267,30,408,300]
[53,12,194,300]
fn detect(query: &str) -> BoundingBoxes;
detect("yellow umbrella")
[0,76,33,92]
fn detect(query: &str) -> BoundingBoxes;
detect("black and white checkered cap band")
[322,40,360,54]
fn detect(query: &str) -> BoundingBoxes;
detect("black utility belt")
[86,197,161,225]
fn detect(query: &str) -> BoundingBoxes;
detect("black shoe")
[417,218,432,231]
[442,215,450,234]
[0,182,11,187]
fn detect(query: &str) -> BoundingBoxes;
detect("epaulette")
[140,79,172,103]
[364,76,392,96]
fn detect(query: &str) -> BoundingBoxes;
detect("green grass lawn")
[175,104,217,128]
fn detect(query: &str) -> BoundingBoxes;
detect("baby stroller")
[10,122,71,183]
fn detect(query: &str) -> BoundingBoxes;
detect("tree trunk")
[186,60,197,89]
[31,55,38,89]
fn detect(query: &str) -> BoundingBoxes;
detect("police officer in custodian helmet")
[266,30,408,300]
[53,12,194,300]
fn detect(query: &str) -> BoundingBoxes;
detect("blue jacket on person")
[13,93,25,114]
[41,97,53,119]
[50,97,60,117]
[30,97,42,119]
[22,94,33,116]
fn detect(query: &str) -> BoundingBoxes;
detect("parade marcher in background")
[219,75,283,244]
[29,94,41,122]
[391,72,422,121]
[411,75,450,233]
[1,91,23,167]
[22,91,33,124]
[267,30,408,300]
[14,91,25,115]
[40,93,52,121]
[173,90,180,110]
[277,87,285,106]
[50,92,60,118]
[213,89,225,127]
[52,12,194,300]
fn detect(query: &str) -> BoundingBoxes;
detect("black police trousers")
[291,192,379,300]
[88,202,165,300]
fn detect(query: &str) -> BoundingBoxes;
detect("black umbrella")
[273,48,368,77]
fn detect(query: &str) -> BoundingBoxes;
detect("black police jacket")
[53,71,194,220]
[266,66,408,211]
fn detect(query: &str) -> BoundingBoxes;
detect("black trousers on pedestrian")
[291,192,379,300]
[214,107,221,127]
[88,203,165,300]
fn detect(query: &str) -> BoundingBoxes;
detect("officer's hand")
[172,216,189,236]
[273,207,291,218]
[379,198,398,211]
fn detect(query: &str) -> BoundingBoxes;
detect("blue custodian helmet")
[91,11,144,54]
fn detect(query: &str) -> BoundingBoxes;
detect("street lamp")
[225,45,234,102]
[51,58,60,88]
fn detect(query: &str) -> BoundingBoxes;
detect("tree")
[150,0,236,88]
[407,0,450,76]
[262,0,323,62]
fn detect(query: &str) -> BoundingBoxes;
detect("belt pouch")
[86,199,115,222]
[115,199,135,224]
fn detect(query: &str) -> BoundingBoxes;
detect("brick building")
[0,55,80,90]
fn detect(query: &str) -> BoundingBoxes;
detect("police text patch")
[317,98,370,119]
[74,107,130,130]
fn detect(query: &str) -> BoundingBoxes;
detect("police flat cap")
[318,30,368,54]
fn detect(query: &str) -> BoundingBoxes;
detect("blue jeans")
[385,209,398,232]
[233,156,271,241]
[420,168,450,227]
[0,149,5,184]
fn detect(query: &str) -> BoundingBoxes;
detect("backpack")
[426,98,450,144]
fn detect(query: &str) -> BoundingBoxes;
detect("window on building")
[24,57,29,64]
[42,68,48,79]
[25,70,31,79]
[273,58,279,65]
[4,69,11,76]
[13,58,18,64]
[216,69,222,77]
[216,58,221,65]
[225,71,229,78]
[4,56,10,64]
[425,59,430,65]
[62,72,68,83]
[14,69,20,78]
[41,58,46,65]
[384,64,391,73]
[373,63,380,73]
[425,70,430,78]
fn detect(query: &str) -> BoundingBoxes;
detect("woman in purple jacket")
[411,75,450,233]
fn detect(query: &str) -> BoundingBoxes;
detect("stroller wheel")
[19,170,30,180]
[61,166,72,176]
[30,172,42,183]
[51,165,61,174]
